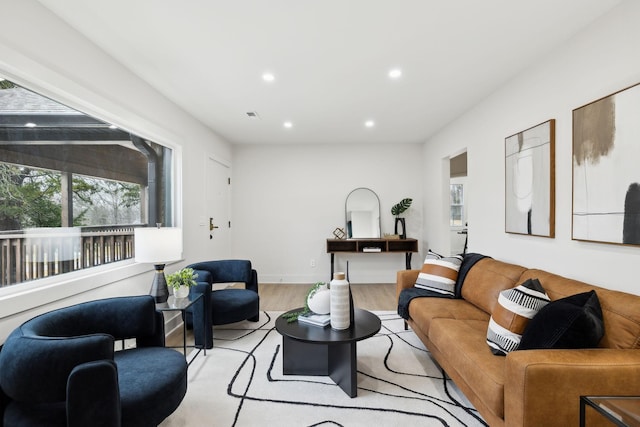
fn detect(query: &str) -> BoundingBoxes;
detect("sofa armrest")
[505,349,640,427]
[189,282,213,349]
[396,269,420,302]
[67,360,121,427]
[247,269,259,293]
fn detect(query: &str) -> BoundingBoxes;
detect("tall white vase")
[330,272,350,330]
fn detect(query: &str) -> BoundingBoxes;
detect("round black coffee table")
[275,308,381,397]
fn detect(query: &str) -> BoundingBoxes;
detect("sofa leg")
[404,320,408,330]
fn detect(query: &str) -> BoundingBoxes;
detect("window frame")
[0,72,183,310]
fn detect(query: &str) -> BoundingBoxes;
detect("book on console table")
[362,247,382,252]
[297,312,331,327]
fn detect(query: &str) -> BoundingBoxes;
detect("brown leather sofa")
[396,257,640,426]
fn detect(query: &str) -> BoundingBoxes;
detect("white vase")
[330,272,350,330]
[307,284,330,314]
[174,285,190,299]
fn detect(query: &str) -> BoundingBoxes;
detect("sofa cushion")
[415,250,463,296]
[429,318,506,420]
[461,258,527,315]
[487,278,550,355]
[518,290,604,350]
[408,298,489,336]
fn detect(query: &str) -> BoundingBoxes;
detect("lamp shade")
[134,227,182,263]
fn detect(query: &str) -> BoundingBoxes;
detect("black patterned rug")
[160,311,486,427]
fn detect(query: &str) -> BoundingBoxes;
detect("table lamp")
[134,225,182,303]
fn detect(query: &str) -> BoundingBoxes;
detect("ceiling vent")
[246,111,260,119]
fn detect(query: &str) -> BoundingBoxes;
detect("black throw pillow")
[518,290,604,350]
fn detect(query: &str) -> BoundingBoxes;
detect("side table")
[580,396,640,426]
[156,294,206,366]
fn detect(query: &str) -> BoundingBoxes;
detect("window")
[450,183,464,227]
[0,79,174,287]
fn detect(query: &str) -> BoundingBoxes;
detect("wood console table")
[326,238,418,279]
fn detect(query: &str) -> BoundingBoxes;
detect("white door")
[206,157,231,259]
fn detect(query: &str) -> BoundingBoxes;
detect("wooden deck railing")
[0,225,138,287]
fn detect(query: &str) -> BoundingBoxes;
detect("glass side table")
[156,294,206,366]
[580,396,640,427]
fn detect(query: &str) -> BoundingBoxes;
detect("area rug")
[160,311,487,427]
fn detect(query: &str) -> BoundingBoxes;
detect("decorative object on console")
[134,225,183,303]
[573,82,640,246]
[330,272,351,330]
[332,227,346,239]
[505,119,555,238]
[166,267,197,299]
[486,278,550,355]
[345,187,381,238]
[391,198,412,239]
[414,249,463,297]
[518,290,604,350]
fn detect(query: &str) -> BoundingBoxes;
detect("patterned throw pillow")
[414,250,463,296]
[486,278,550,356]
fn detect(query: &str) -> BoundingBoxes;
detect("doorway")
[449,152,468,255]
[206,156,231,259]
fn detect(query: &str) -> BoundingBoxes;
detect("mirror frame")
[345,187,381,239]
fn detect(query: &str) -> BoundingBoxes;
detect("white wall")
[0,1,232,339]
[232,143,424,284]
[422,0,640,294]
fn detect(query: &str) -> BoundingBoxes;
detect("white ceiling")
[39,0,622,145]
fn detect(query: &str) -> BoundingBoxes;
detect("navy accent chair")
[186,260,260,346]
[0,296,187,427]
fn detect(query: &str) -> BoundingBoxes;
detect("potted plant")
[391,198,412,239]
[282,282,329,322]
[166,267,197,299]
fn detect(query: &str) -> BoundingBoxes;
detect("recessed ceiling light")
[283,121,293,129]
[262,72,275,82]
[109,124,118,129]
[24,122,36,128]
[388,68,402,79]
[365,120,375,128]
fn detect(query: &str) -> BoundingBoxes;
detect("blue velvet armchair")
[186,260,260,348]
[0,295,187,427]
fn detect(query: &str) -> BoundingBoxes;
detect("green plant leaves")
[391,198,413,216]
[166,267,197,289]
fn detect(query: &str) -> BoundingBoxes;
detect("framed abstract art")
[505,119,555,237]
[573,82,640,245]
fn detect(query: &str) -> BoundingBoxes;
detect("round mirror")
[345,188,381,238]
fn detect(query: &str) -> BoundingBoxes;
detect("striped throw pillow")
[414,250,463,296]
[486,278,550,356]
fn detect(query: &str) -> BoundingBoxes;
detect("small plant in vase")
[282,282,329,322]
[166,267,197,299]
[391,198,412,239]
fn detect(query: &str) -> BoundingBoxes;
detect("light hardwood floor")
[259,283,397,311]
[166,283,397,348]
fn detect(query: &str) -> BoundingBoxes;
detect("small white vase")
[174,285,190,299]
[307,284,330,314]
